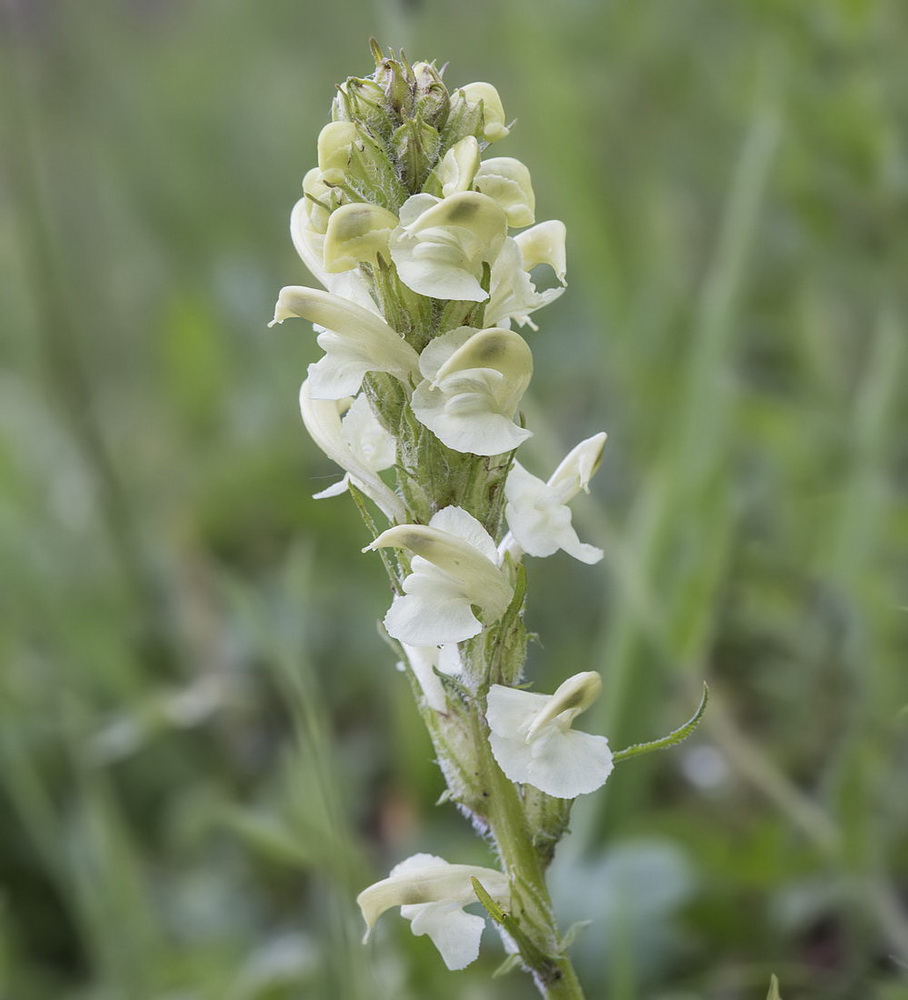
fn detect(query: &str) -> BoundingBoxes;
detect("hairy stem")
[470,705,587,999]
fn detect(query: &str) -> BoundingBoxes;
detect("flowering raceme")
[270,44,705,997]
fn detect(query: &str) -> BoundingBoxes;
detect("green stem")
[470,710,587,999]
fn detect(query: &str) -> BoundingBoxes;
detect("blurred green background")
[1,0,906,998]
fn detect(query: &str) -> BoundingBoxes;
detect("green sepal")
[766,974,782,1000]
[613,683,709,764]
[522,785,573,869]
[468,558,527,690]
[393,119,441,193]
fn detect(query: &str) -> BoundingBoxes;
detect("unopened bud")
[393,119,441,193]
[451,82,510,143]
[372,52,413,120]
[317,121,358,185]
[301,167,344,234]
[412,61,450,130]
[332,77,389,137]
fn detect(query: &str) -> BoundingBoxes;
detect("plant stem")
[471,710,587,999]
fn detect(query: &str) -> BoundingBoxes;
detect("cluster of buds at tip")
[272,43,616,977]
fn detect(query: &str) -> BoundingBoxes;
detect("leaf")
[470,877,550,971]
[766,973,782,999]
[613,683,709,763]
[560,920,592,950]
[492,954,523,979]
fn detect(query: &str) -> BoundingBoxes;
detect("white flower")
[270,286,420,398]
[290,192,379,310]
[322,202,399,273]
[486,671,613,798]
[389,192,508,301]
[474,157,535,228]
[411,326,533,456]
[485,221,567,330]
[357,853,509,971]
[365,506,513,645]
[503,432,607,564]
[298,382,402,521]
[400,643,463,712]
[451,82,510,142]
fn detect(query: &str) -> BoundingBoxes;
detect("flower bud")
[451,82,510,142]
[332,76,389,137]
[393,119,441,193]
[372,49,414,120]
[413,61,450,130]
[300,167,343,235]
[317,121,358,185]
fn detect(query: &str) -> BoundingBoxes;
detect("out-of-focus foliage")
[1,1,906,998]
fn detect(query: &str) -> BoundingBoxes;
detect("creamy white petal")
[429,504,499,563]
[547,432,607,502]
[272,286,419,398]
[438,136,481,197]
[504,438,605,563]
[413,377,532,455]
[317,121,357,184]
[519,728,613,798]
[299,167,336,234]
[386,590,482,645]
[474,157,535,228]
[299,381,404,522]
[358,853,507,929]
[437,643,464,677]
[402,902,486,971]
[486,672,613,798]
[340,394,396,472]
[401,644,461,712]
[289,198,379,307]
[323,203,399,273]
[486,238,565,330]
[357,853,508,969]
[411,327,533,456]
[312,475,350,499]
[366,508,512,645]
[390,192,507,301]
[453,82,510,141]
[515,220,567,283]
